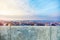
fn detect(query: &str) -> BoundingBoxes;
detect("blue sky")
[0,0,60,21]
[28,0,60,21]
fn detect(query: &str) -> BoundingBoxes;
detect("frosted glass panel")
[0,26,60,40]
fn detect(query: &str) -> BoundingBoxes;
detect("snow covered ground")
[0,26,60,40]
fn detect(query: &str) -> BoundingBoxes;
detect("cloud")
[0,0,37,20]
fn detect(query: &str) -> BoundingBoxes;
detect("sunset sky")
[0,0,60,21]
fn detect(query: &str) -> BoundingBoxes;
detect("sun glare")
[0,11,8,15]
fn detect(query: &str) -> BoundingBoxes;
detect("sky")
[0,0,60,21]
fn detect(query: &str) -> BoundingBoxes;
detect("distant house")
[0,22,3,26]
